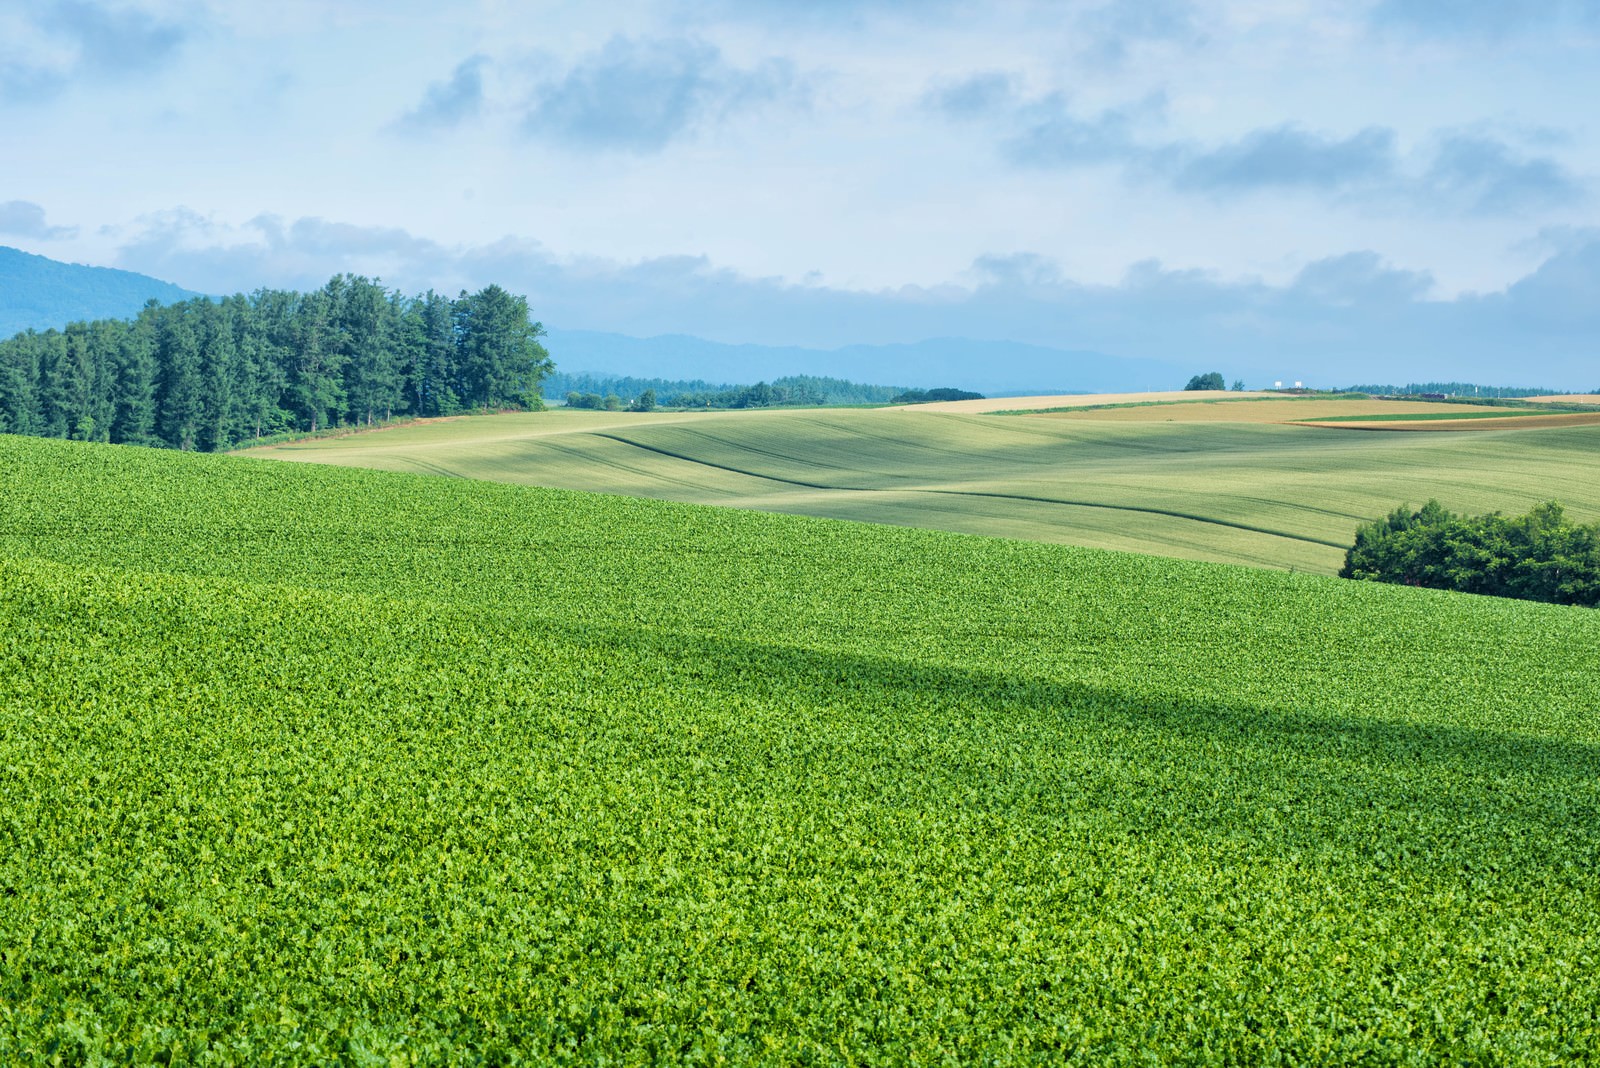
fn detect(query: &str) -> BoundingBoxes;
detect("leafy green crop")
[2,435,1599,1063]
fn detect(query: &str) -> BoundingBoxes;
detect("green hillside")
[3,434,1598,1062]
[0,245,197,336]
[244,406,1600,573]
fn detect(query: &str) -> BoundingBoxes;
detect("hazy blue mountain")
[545,329,1192,395]
[0,246,199,337]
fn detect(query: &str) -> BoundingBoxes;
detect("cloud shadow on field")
[12,527,1590,887]
[527,614,1600,886]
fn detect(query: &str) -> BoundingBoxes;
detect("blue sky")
[2,0,1597,387]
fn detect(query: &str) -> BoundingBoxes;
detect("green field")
[3,434,1599,1062]
[242,407,1600,573]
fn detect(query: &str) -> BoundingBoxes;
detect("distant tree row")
[1182,373,1251,392]
[1342,500,1600,607]
[0,276,551,451]
[1340,382,1567,398]
[667,380,824,409]
[545,371,723,403]
[890,388,984,404]
[565,390,658,412]
[545,371,907,409]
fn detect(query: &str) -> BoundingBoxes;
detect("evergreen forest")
[0,275,552,451]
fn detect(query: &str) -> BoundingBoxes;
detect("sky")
[2,0,1598,388]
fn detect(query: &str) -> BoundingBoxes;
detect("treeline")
[1342,500,1600,607]
[1341,382,1567,398]
[546,372,723,405]
[671,379,830,409]
[550,372,907,409]
[565,390,654,412]
[890,388,984,404]
[0,275,551,451]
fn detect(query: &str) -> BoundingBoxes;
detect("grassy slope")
[2,434,1599,1063]
[241,406,1600,573]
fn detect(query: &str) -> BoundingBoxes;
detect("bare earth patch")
[1524,394,1600,405]
[1293,411,1600,432]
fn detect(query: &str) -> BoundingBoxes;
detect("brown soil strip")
[1292,412,1600,432]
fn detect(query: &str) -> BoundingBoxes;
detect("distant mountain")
[0,246,198,337]
[0,248,1197,393]
[544,329,1193,395]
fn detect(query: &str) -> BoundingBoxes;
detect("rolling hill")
[240,398,1600,574]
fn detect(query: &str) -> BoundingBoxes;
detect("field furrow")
[240,406,1600,574]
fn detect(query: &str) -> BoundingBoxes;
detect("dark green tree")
[0,331,41,434]
[335,275,403,426]
[409,290,461,416]
[43,322,114,442]
[155,304,204,450]
[109,308,159,445]
[288,289,344,434]
[454,284,551,409]
[1184,372,1226,391]
[195,300,238,452]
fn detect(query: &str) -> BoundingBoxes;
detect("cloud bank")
[941,82,1589,215]
[110,210,1600,391]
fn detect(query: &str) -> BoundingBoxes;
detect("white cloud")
[392,55,488,133]
[0,200,77,239]
[0,0,190,100]
[520,36,802,153]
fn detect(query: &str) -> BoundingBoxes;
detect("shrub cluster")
[1341,499,1600,606]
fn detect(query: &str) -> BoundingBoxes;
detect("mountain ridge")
[0,246,199,336]
[544,328,1193,395]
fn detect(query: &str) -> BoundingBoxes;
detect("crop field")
[2,433,1600,1063]
[241,404,1600,574]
